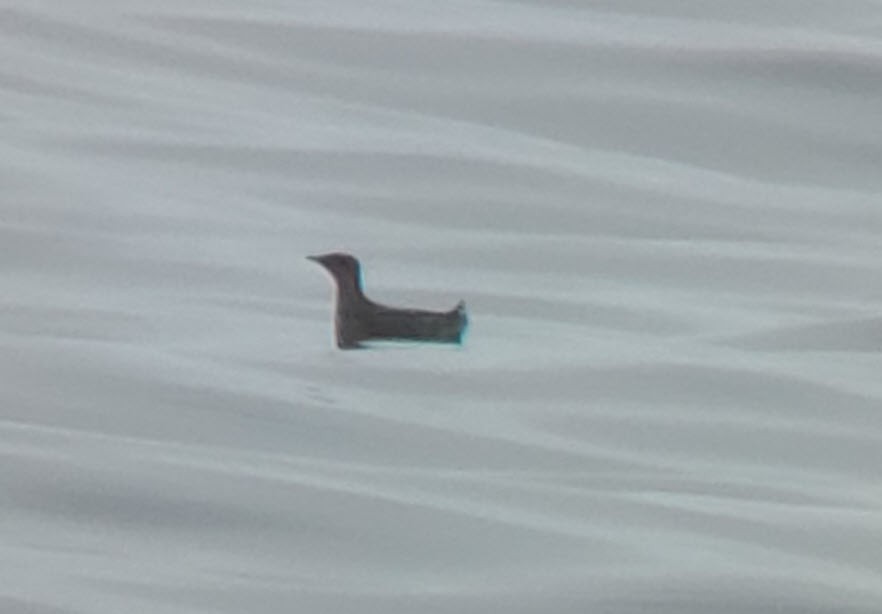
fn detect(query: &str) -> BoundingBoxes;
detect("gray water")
[3,1,882,612]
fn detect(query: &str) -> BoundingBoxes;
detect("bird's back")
[365,300,467,344]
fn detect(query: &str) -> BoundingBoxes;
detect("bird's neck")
[334,274,367,309]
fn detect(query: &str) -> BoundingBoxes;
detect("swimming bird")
[307,252,467,349]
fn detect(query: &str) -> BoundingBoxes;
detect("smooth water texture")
[2,1,882,612]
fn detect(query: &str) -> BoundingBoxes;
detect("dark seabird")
[307,252,467,349]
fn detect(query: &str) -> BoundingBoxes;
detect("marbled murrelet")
[308,253,468,349]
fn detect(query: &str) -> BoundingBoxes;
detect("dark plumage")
[307,253,467,349]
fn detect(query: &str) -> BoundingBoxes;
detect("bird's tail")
[453,300,468,344]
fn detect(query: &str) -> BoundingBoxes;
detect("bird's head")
[307,252,362,287]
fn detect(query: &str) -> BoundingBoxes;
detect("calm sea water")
[2,1,882,612]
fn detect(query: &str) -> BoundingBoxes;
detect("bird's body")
[308,253,467,349]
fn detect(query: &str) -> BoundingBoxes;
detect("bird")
[307,252,467,349]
